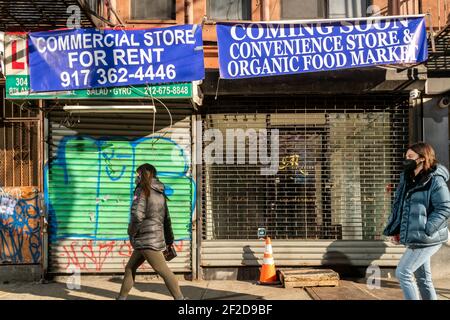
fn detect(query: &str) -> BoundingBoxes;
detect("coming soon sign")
[217,15,428,79]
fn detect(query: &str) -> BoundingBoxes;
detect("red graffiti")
[81,240,116,271]
[118,242,132,257]
[60,240,186,272]
[62,242,87,270]
[61,240,116,271]
[118,242,133,269]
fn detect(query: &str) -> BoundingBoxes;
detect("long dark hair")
[136,163,157,198]
[408,142,438,173]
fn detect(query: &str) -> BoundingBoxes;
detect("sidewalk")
[0,277,311,300]
[306,278,450,300]
[0,276,449,300]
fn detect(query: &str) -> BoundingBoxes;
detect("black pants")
[119,249,183,299]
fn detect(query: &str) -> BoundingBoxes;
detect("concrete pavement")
[0,276,449,300]
[306,278,450,300]
[0,277,311,300]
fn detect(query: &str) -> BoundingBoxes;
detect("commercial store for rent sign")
[28,24,205,92]
[4,32,193,99]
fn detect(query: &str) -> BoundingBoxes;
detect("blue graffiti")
[0,195,41,263]
[103,149,128,181]
[44,135,196,243]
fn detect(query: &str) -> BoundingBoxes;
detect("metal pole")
[195,114,203,280]
[19,118,23,186]
[12,119,15,187]
[38,99,47,280]
[3,118,6,186]
[38,100,44,196]
[191,114,197,280]
[28,122,31,186]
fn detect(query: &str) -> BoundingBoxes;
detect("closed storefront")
[1,92,43,266]
[45,102,195,273]
[200,95,409,268]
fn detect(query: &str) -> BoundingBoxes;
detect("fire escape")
[0,0,118,31]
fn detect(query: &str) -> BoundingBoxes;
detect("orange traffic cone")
[257,237,280,285]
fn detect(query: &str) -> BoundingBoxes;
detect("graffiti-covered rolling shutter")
[46,103,194,273]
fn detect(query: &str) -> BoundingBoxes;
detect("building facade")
[1,0,450,280]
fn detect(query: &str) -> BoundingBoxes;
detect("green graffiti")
[46,136,194,242]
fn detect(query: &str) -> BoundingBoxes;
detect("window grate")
[0,88,40,187]
[201,95,409,241]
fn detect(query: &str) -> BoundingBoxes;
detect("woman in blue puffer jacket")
[384,142,450,300]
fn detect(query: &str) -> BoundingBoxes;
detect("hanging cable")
[215,77,221,100]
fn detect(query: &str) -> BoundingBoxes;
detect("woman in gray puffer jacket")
[117,163,184,300]
[384,142,450,300]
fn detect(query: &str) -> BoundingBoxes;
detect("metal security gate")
[1,95,40,188]
[1,92,43,265]
[201,95,409,267]
[46,102,194,273]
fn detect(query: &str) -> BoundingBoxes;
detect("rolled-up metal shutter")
[201,240,405,267]
[46,102,194,273]
[201,95,409,267]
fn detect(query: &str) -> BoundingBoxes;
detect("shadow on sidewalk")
[108,277,263,300]
[351,276,450,295]
[0,278,264,300]
[0,281,119,300]
[321,241,389,278]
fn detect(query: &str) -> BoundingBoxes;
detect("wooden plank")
[279,269,340,288]
[284,280,339,289]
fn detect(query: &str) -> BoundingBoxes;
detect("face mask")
[403,159,418,173]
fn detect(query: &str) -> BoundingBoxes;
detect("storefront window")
[202,97,408,241]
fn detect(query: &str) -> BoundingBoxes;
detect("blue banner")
[28,25,204,92]
[217,16,428,79]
